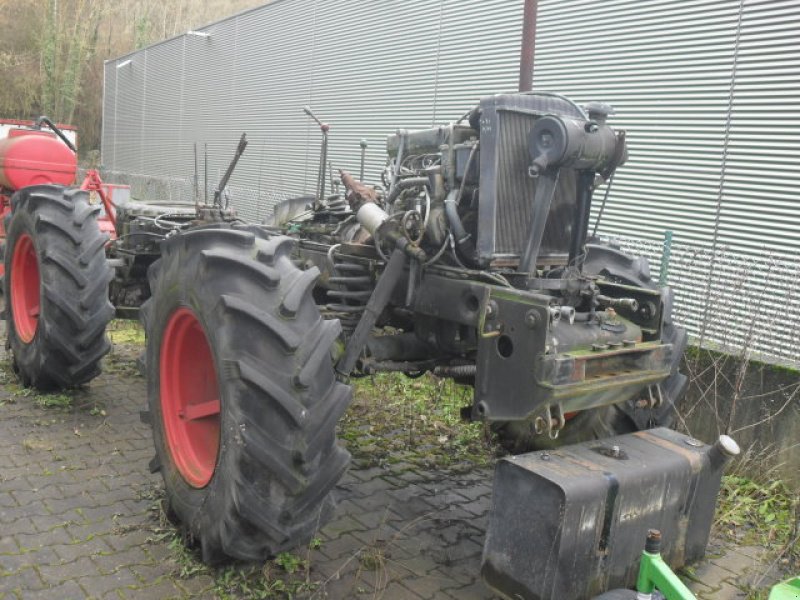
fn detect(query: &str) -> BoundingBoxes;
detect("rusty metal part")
[433,364,477,378]
[518,0,539,92]
[340,170,379,211]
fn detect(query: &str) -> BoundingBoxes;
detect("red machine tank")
[0,129,77,191]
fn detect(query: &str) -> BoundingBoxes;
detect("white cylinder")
[356,202,389,235]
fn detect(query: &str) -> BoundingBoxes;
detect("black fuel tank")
[482,427,736,600]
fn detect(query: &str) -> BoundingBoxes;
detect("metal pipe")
[390,129,407,193]
[568,171,595,268]
[518,0,539,92]
[385,176,428,207]
[303,106,330,207]
[359,139,367,181]
[444,142,480,265]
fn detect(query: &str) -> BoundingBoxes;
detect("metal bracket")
[534,404,566,439]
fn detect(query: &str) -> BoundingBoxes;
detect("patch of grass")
[22,438,53,452]
[166,533,321,599]
[342,372,501,471]
[107,319,146,346]
[0,359,105,415]
[34,392,73,409]
[137,487,322,599]
[715,475,799,563]
[105,319,145,377]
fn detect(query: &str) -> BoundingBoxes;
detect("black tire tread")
[144,225,351,563]
[4,185,113,390]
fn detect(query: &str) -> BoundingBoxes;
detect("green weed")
[342,372,500,471]
[107,319,146,346]
[150,499,322,599]
[716,475,799,559]
[34,392,73,409]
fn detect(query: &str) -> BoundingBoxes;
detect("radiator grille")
[494,111,577,259]
[478,93,584,265]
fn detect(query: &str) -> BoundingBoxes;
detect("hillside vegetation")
[0,0,264,155]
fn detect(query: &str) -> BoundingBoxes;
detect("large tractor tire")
[3,185,113,390]
[141,225,352,563]
[493,243,688,453]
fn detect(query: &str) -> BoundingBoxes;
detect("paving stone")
[401,570,457,599]
[174,573,216,595]
[15,526,73,549]
[112,580,185,599]
[377,581,426,599]
[320,514,368,540]
[350,506,402,531]
[711,545,766,575]
[0,535,19,554]
[37,555,99,586]
[91,546,151,575]
[0,518,35,537]
[0,565,48,592]
[75,568,140,598]
[0,316,784,600]
[318,533,366,562]
[19,579,86,599]
[390,553,438,578]
[429,564,477,588]
[690,561,737,589]
[696,580,748,600]
[445,579,498,599]
[0,546,60,571]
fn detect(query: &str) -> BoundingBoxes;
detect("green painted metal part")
[769,577,800,600]
[636,549,696,600]
[634,543,800,600]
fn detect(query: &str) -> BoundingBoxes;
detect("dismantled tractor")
[2,93,738,599]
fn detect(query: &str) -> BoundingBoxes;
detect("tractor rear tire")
[493,243,687,453]
[141,225,352,563]
[3,185,113,390]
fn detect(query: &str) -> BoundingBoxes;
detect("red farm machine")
[0,100,739,600]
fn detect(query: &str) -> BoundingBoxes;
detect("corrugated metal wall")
[531,0,800,364]
[103,0,525,219]
[101,0,799,364]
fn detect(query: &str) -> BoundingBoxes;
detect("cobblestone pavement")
[0,338,780,599]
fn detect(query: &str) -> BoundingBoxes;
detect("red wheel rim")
[160,308,221,488]
[10,234,41,343]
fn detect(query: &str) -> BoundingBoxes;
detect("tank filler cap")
[715,435,741,457]
[584,101,614,124]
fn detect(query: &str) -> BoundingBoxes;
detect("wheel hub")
[160,307,221,488]
[10,233,41,343]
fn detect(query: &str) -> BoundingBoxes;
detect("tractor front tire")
[141,226,352,563]
[3,185,113,390]
[493,243,688,453]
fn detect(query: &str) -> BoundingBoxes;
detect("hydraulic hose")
[444,141,480,266]
[34,116,77,153]
[385,176,428,207]
[444,191,477,266]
